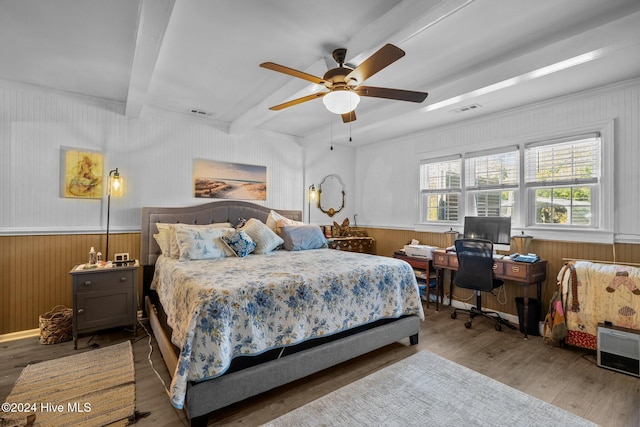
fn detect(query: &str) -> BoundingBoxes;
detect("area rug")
[1,341,135,427]
[263,350,596,427]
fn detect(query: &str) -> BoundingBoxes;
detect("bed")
[140,200,424,426]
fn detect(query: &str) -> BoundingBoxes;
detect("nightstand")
[69,264,138,349]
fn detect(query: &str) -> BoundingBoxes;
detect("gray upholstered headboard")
[140,200,302,267]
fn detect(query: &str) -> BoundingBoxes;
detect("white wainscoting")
[0,90,304,234]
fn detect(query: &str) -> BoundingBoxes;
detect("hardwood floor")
[1,304,638,426]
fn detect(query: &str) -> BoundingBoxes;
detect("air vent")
[188,108,214,117]
[451,103,482,113]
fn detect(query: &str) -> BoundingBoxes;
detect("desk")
[432,250,547,338]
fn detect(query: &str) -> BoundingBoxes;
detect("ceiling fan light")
[323,90,360,114]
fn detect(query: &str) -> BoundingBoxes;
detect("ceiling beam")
[124,0,175,118]
[300,8,640,147]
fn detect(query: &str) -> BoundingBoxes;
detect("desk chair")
[450,238,514,331]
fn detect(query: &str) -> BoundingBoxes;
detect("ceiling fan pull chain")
[348,96,354,142]
[330,121,334,151]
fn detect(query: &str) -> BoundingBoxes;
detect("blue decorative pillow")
[280,225,328,251]
[221,230,256,257]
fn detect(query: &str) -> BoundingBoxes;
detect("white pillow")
[210,222,233,228]
[156,222,234,259]
[267,210,304,235]
[266,210,286,232]
[153,229,171,256]
[241,218,284,254]
[156,223,180,259]
[174,225,234,261]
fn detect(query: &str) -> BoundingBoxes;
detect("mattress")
[151,248,424,408]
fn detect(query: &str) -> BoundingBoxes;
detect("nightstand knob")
[77,308,84,314]
[120,276,127,282]
[84,280,92,286]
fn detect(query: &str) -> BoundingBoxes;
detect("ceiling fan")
[260,44,428,123]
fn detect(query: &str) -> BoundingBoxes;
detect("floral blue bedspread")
[151,248,424,409]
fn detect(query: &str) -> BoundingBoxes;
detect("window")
[419,132,604,233]
[465,148,518,218]
[525,135,600,227]
[420,157,461,222]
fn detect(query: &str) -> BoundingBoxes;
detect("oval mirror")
[318,174,345,217]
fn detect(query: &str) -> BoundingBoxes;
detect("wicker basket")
[39,305,73,344]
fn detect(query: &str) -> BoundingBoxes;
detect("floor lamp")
[308,184,317,223]
[106,168,123,261]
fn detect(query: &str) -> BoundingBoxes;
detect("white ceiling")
[2,0,640,147]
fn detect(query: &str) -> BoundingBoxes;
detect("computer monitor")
[463,216,512,252]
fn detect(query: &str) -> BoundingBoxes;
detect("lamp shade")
[108,169,124,197]
[444,228,459,247]
[512,231,533,254]
[322,89,360,114]
[309,184,317,202]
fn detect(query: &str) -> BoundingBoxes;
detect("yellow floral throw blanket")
[557,261,640,349]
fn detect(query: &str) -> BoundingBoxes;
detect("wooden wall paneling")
[1,229,638,335]
[359,227,639,319]
[0,237,8,332]
[0,233,141,335]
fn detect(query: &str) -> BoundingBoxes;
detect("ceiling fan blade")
[341,110,356,123]
[268,92,327,111]
[345,44,405,85]
[355,86,428,103]
[260,62,325,85]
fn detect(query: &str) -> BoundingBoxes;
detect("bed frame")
[140,200,420,426]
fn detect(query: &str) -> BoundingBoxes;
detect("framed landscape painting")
[193,159,266,200]
[61,148,103,198]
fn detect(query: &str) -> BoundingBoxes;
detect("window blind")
[465,149,519,190]
[525,136,600,186]
[420,157,461,191]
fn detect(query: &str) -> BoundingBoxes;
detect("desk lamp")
[444,228,459,247]
[513,231,533,254]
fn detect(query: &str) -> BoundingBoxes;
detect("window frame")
[464,146,519,219]
[416,121,614,243]
[419,155,462,224]
[524,134,601,228]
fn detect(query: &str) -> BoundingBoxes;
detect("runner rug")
[1,341,135,427]
[264,350,596,427]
